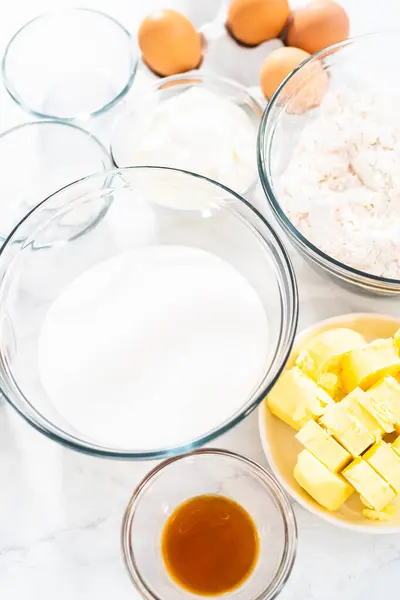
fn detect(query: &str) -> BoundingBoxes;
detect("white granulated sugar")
[38,245,269,449]
[279,88,400,278]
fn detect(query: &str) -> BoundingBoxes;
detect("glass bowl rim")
[110,70,264,195]
[0,165,298,460]
[0,119,112,243]
[121,447,298,600]
[2,7,138,121]
[257,32,400,287]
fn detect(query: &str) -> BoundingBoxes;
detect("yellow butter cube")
[296,328,366,381]
[367,377,400,432]
[317,372,344,402]
[267,367,333,431]
[342,458,396,511]
[393,328,400,351]
[340,388,384,441]
[360,495,373,509]
[319,402,374,457]
[294,449,354,511]
[364,440,400,494]
[358,377,400,433]
[296,420,351,472]
[339,339,400,394]
[392,436,400,457]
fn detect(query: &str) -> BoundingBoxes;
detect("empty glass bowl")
[0,121,112,242]
[110,72,263,197]
[0,167,298,458]
[258,33,400,295]
[122,449,297,599]
[2,9,137,120]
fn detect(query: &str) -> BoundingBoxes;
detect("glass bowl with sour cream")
[111,73,263,200]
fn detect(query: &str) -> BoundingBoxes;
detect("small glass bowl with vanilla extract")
[121,449,297,599]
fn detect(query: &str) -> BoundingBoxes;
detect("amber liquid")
[161,494,259,596]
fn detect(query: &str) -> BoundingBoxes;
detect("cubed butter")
[267,367,333,431]
[319,402,374,457]
[367,377,400,432]
[296,328,366,381]
[317,372,344,402]
[340,388,384,441]
[357,377,399,433]
[360,495,374,509]
[393,328,400,351]
[364,440,400,494]
[294,449,354,511]
[339,339,400,394]
[296,419,351,472]
[392,436,400,457]
[342,458,396,511]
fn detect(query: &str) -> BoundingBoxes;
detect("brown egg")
[260,46,328,113]
[138,9,202,77]
[227,0,290,46]
[286,0,350,55]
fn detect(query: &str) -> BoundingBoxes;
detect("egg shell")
[286,0,350,55]
[260,46,328,113]
[227,0,290,46]
[138,9,202,77]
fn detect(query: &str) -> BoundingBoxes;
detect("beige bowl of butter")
[259,313,400,533]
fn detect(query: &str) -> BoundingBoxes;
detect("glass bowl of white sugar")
[111,73,263,198]
[258,33,400,295]
[0,166,298,459]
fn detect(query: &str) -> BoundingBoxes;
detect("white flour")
[279,88,400,278]
[38,245,269,449]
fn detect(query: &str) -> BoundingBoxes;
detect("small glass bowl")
[2,8,137,120]
[257,33,400,296]
[122,449,297,600]
[0,121,112,242]
[0,167,298,459]
[111,72,263,197]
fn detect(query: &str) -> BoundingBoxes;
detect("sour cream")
[112,87,258,194]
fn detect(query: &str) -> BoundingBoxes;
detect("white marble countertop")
[2,1,400,599]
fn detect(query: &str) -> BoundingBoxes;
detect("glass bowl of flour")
[258,33,400,295]
[111,72,263,198]
[0,167,297,458]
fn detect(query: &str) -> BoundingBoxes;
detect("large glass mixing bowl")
[258,33,400,295]
[0,167,298,459]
